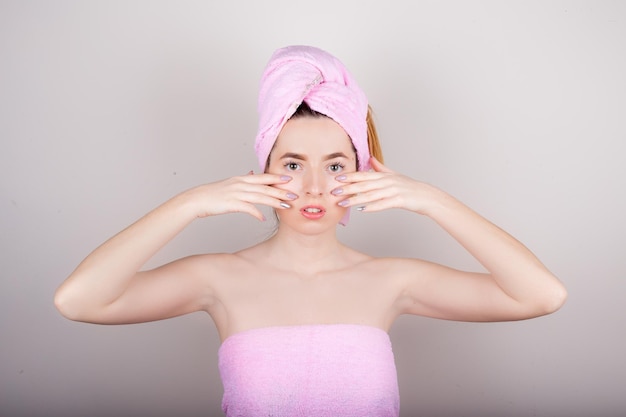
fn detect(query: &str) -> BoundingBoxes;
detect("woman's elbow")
[536,281,568,317]
[54,284,92,322]
[54,285,76,321]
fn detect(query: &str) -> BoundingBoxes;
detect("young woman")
[55,45,567,416]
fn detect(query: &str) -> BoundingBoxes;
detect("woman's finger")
[369,156,395,174]
[239,191,296,210]
[333,173,395,197]
[335,171,386,184]
[240,172,294,185]
[338,186,402,210]
[235,180,298,203]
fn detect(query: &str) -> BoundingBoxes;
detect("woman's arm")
[54,174,296,324]
[336,157,567,321]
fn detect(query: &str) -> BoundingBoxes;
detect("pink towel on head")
[254,45,371,172]
[218,324,400,417]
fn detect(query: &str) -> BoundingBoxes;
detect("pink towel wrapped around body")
[218,324,400,417]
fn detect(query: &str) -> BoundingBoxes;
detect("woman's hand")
[333,157,441,215]
[184,172,298,221]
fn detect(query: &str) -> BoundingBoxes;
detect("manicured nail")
[279,202,291,209]
[338,199,350,207]
[286,192,298,200]
[335,175,347,181]
[280,175,292,181]
[331,188,343,195]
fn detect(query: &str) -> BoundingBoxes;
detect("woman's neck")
[262,225,349,275]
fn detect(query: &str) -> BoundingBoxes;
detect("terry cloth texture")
[254,45,371,172]
[218,324,400,417]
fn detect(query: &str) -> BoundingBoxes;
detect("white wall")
[1,1,625,416]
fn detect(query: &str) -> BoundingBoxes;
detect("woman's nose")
[303,171,325,195]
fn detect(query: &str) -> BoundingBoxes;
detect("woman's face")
[267,116,358,230]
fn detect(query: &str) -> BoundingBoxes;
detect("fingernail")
[335,175,347,181]
[331,188,343,195]
[279,202,291,209]
[286,192,298,200]
[338,199,350,207]
[280,175,292,181]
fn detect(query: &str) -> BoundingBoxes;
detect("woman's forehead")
[273,117,355,154]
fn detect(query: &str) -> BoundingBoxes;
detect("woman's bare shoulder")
[359,254,431,272]
[182,248,258,272]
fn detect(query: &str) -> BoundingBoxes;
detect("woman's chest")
[213,265,399,333]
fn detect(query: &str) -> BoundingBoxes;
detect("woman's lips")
[300,205,326,220]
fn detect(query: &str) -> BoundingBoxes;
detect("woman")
[55,45,567,416]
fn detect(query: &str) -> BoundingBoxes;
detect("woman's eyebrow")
[324,152,349,160]
[278,152,349,160]
[279,152,306,160]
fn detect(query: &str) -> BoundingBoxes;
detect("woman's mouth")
[300,205,326,219]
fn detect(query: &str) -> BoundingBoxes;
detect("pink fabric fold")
[254,45,371,173]
[218,324,400,417]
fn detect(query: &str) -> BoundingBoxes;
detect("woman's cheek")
[286,177,303,194]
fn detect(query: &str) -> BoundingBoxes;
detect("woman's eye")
[329,163,343,173]
[286,162,299,171]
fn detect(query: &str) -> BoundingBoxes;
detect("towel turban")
[254,45,371,172]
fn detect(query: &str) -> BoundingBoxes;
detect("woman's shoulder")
[171,249,258,276]
[356,254,434,278]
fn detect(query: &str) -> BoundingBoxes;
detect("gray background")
[1,1,625,416]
